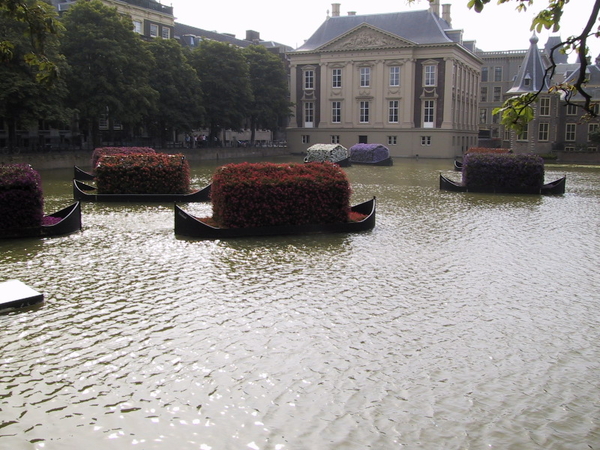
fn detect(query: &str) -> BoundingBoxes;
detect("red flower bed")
[0,164,44,232]
[95,153,190,194]
[211,162,352,228]
[91,147,156,168]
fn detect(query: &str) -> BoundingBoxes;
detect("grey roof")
[507,34,550,94]
[296,10,455,52]
[563,60,600,101]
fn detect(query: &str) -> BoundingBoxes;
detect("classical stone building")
[286,2,482,158]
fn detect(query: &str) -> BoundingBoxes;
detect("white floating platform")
[0,280,44,310]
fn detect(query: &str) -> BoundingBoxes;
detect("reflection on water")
[1,157,599,449]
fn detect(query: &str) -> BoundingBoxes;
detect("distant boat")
[73,179,211,202]
[439,174,566,195]
[74,166,95,180]
[1,202,82,239]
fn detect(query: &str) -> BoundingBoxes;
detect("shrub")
[0,164,44,232]
[91,147,155,168]
[95,153,190,194]
[463,153,545,190]
[211,162,351,228]
[304,144,349,163]
[349,143,390,163]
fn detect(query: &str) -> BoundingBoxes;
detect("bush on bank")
[0,164,44,232]
[91,147,156,168]
[349,143,390,163]
[211,162,351,228]
[463,153,545,190]
[95,153,190,194]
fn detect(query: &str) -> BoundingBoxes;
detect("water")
[1,157,599,449]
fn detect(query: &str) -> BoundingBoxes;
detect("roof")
[295,9,457,52]
[507,34,550,94]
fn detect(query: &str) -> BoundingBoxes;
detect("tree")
[243,45,292,145]
[190,40,253,144]
[465,0,600,130]
[61,0,158,147]
[146,38,204,147]
[0,2,69,149]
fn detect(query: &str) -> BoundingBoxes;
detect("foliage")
[0,163,43,231]
[349,143,390,163]
[190,40,253,142]
[304,144,349,163]
[91,146,155,168]
[95,153,190,194]
[210,162,351,228]
[462,153,545,190]
[60,0,158,146]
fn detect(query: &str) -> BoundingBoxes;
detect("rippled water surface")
[1,157,599,449]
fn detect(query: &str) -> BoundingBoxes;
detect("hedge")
[95,153,190,194]
[463,153,545,190]
[349,143,390,163]
[91,146,155,168]
[0,164,44,232]
[210,162,351,228]
[304,144,349,163]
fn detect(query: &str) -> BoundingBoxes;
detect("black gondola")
[74,166,95,180]
[73,179,211,202]
[454,160,463,171]
[1,202,82,239]
[439,174,566,195]
[175,197,376,239]
[350,156,393,166]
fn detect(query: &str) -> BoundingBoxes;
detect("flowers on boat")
[349,143,390,163]
[91,146,156,168]
[462,153,545,189]
[304,144,349,164]
[0,164,44,232]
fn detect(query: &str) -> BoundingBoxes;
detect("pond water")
[1,157,599,449]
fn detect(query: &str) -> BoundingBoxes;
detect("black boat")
[439,174,566,195]
[175,197,376,239]
[350,156,393,166]
[1,202,82,239]
[74,166,95,180]
[73,179,211,202]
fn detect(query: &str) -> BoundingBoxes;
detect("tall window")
[304,102,314,127]
[567,104,578,115]
[389,66,400,86]
[133,20,142,34]
[359,101,370,123]
[161,27,170,39]
[360,67,370,87]
[423,100,434,127]
[304,70,314,90]
[332,68,342,88]
[539,97,550,116]
[538,123,549,141]
[479,108,487,124]
[481,67,488,82]
[588,123,599,141]
[388,100,399,123]
[565,123,576,141]
[332,101,341,123]
[517,125,529,141]
[150,23,158,37]
[494,67,502,82]
[481,86,488,102]
[424,65,436,86]
[493,87,502,102]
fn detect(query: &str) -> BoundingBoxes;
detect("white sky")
[167,0,599,61]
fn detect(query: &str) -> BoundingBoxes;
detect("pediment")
[318,24,416,52]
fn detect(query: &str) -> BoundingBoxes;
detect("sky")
[167,0,599,61]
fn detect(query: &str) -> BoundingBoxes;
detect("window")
[494,67,502,82]
[481,86,488,102]
[150,23,158,37]
[539,97,550,116]
[567,104,578,115]
[493,86,502,102]
[389,66,400,87]
[588,123,599,141]
[421,136,431,146]
[424,64,436,86]
[360,67,370,87]
[133,20,142,34]
[302,135,310,144]
[331,135,340,144]
[304,70,314,90]
[331,101,341,123]
[423,100,434,128]
[481,67,488,82]
[304,102,314,127]
[565,123,576,141]
[161,27,170,39]
[538,123,549,141]
[359,101,370,123]
[517,125,529,141]
[388,136,397,145]
[332,68,341,88]
[479,108,487,124]
[492,112,500,124]
[504,128,511,141]
[388,100,399,123]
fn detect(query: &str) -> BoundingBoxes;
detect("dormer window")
[524,73,532,86]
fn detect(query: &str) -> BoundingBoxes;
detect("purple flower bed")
[463,153,545,190]
[91,147,156,168]
[0,164,44,232]
[349,144,390,163]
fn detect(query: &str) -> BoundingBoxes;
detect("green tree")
[465,0,600,130]
[0,3,69,150]
[60,0,158,147]
[146,38,204,147]
[243,45,292,145]
[191,40,252,144]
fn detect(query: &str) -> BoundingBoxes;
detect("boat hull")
[175,197,376,239]
[74,166,95,180]
[439,174,566,195]
[73,179,211,202]
[0,202,82,239]
[350,157,393,166]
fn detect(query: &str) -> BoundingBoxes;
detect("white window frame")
[360,67,370,87]
[517,125,529,141]
[539,97,550,116]
[389,66,400,87]
[161,27,170,39]
[480,108,487,124]
[133,20,142,34]
[566,104,578,115]
[538,123,549,141]
[388,100,399,123]
[331,101,341,123]
[149,23,158,37]
[493,86,502,102]
[423,100,435,128]
[359,101,370,123]
[304,70,314,90]
[565,123,576,141]
[424,64,436,87]
[332,68,342,88]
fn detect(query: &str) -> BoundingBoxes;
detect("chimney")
[331,3,340,17]
[429,0,440,16]
[442,4,451,26]
[348,11,356,15]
